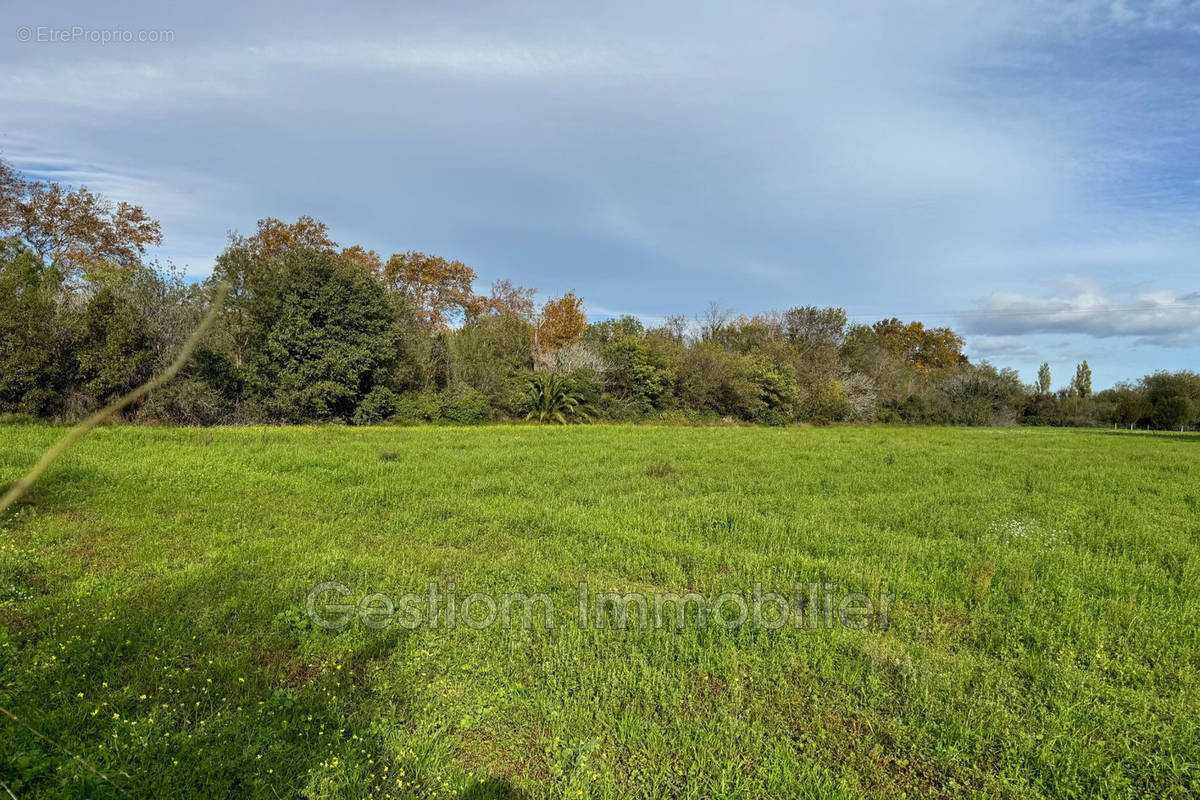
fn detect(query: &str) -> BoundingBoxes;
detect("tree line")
[1,157,1197,429]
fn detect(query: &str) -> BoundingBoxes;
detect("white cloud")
[961,280,1200,345]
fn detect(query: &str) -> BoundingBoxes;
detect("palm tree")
[524,372,592,424]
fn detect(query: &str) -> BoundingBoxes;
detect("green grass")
[0,423,1197,799]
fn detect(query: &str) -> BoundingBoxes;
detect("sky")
[3,0,1199,389]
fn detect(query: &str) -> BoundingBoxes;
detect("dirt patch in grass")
[252,643,322,688]
[821,710,963,799]
[456,723,551,786]
[862,752,954,800]
[65,510,128,571]
[678,673,728,719]
[645,460,677,478]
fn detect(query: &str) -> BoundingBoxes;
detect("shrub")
[678,342,760,419]
[352,386,402,425]
[841,373,878,422]
[748,356,798,423]
[438,385,492,424]
[566,368,607,414]
[799,380,850,422]
[936,362,1024,426]
[602,337,673,412]
[393,392,441,424]
[138,378,231,426]
[268,381,357,424]
[488,375,533,418]
[1020,394,1064,426]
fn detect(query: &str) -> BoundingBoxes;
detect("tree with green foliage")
[601,336,673,413]
[677,342,775,421]
[1140,371,1200,431]
[447,315,534,413]
[0,241,70,415]
[747,354,799,424]
[1105,384,1149,430]
[1037,362,1051,395]
[1152,395,1194,432]
[783,306,847,354]
[73,279,158,409]
[586,315,646,346]
[939,362,1025,426]
[841,324,920,419]
[10,154,1200,431]
[1071,361,1092,398]
[218,248,402,422]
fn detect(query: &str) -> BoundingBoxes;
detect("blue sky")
[3,0,1199,389]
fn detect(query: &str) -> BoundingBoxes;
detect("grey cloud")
[961,284,1200,345]
[964,335,1040,361]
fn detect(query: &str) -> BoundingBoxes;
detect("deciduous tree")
[383,251,483,329]
[0,156,162,286]
[72,279,157,407]
[1071,360,1092,398]
[485,279,537,321]
[1037,362,1051,394]
[537,291,587,352]
[340,245,383,275]
[783,306,847,354]
[1152,395,1194,432]
[870,318,964,375]
[244,216,337,260]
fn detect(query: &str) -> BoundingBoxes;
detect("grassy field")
[0,423,1197,799]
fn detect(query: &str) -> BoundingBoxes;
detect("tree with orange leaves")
[537,291,587,352]
[0,156,161,286]
[230,217,390,278]
[243,216,337,260]
[339,245,383,275]
[382,251,484,329]
[870,317,963,375]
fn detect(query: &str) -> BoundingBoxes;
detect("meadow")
[0,423,1196,799]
